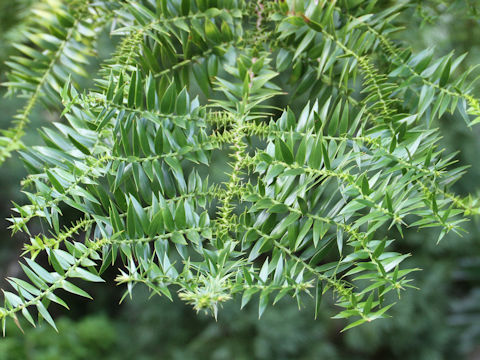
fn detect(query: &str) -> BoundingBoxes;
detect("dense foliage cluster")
[1,0,480,333]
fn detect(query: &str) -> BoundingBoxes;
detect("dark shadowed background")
[0,1,480,359]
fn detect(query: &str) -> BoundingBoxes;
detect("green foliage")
[1,0,480,334]
[0,314,117,360]
[0,0,113,163]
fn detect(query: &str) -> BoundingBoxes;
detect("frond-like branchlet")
[0,0,479,333]
[0,0,112,165]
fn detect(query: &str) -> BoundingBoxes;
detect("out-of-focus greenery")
[0,1,479,359]
[0,315,117,360]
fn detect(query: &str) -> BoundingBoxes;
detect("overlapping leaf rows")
[1,0,480,333]
[0,0,115,164]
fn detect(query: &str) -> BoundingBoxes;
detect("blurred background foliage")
[0,1,480,359]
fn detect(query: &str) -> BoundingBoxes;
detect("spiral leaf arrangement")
[1,0,479,332]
